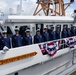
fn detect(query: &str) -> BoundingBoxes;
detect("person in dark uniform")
[23,29,32,46]
[61,26,67,38]
[42,27,50,42]
[49,26,56,41]
[67,27,71,37]
[55,26,60,39]
[61,26,68,48]
[12,28,22,48]
[0,30,11,50]
[71,26,75,36]
[34,29,43,44]
[75,26,76,36]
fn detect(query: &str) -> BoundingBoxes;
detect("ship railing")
[0,36,76,53]
[38,36,76,51]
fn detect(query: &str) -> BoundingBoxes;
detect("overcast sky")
[0,0,76,16]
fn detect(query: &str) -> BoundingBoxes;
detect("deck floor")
[70,70,76,75]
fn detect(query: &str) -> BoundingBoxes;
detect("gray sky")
[0,0,75,16]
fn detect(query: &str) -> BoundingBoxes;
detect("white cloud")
[0,1,8,13]
[0,0,37,15]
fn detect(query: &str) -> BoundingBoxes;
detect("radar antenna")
[33,0,74,16]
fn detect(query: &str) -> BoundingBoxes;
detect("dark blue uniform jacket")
[42,32,50,42]
[67,31,71,37]
[55,30,60,39]
[61,30,67,38]
[34,34,43,44]
[71,29,75,36]
[0,37,11,50]
[12,34,22,48]
[49,31,56,41]
[23,35,32,45]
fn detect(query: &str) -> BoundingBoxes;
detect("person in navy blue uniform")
[34,29,43,44]
[0,38,1,50]
[49,26,56,41]
[23,29,32,46]
[37,0,40,2]
[42,27,50,42]
[71,26,76,36]
[75,26,76,36]
[0,30,11,50]
[67,27,71,37]
[12,28,22,48]
[61,26,67,38]
[55,26,60,39]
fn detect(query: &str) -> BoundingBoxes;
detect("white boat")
[0,15,76,75]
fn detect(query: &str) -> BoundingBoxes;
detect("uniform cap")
[2,30,7,34]
[43,27,47,29]
[57,26,60,28]
[14,28,19,31]
[63,26,67,28]
[51,26,54,28]
[36,29,40,32]
[25,29,30,32]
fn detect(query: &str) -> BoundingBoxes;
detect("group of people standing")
[0,25,76,50]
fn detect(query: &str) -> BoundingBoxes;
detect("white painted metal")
[0,43,75,75]
[8,51,73,75]
[0,15,75,75]
[5,16,73,23]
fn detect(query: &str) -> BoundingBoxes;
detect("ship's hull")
[0,43,76,75]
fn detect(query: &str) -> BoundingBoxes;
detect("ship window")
[0,26,4,31]
[7,26,13,37]
[36,23,44,34]
[19,26,29,36]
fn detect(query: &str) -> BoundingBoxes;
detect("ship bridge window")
[19,26,29,36]
[36,23,44,34]
[0,26,4,37]
[7,26,13,37]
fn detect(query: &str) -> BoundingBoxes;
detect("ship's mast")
[33,0,74,16]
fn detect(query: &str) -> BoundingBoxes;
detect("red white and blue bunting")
[39,40,60,56]
[64,37,75,48]
[39,37,76,56]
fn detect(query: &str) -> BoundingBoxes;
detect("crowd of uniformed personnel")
[0,25,76,50]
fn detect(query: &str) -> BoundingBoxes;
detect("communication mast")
[33,0,74,16]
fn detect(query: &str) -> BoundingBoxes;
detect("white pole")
[52,0,54,15]
[20,0,22,15]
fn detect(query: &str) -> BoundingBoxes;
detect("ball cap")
[63,26,67,28]
[14,28,19,31]
[43,27,47,29]
[57,26,60,28]
[51,26,54,28]
[2,30,7,34]
[25,29,30,32]
[36,29,40,32]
